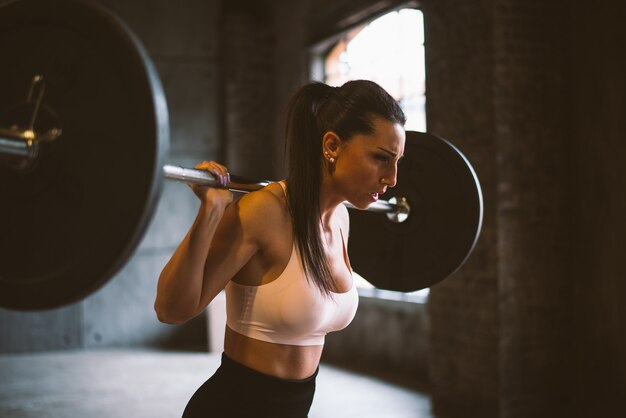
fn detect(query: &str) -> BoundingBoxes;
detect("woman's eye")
[375,155,389,162]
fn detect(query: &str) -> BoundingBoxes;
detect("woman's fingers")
[194,161,230,187]
[189,161,233,206]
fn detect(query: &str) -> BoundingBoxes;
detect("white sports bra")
[224,182,359,346]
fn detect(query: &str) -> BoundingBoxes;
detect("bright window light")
[324,9,427,133]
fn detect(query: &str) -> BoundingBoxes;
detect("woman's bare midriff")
[224,325,323,380]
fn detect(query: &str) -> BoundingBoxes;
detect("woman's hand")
[189,161,233,209]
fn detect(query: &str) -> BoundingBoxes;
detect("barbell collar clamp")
[385,196,410,223]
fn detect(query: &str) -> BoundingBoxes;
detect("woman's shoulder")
[234,181,289,229]
[241,181,286,208]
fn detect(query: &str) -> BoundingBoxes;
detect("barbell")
[0,0,483,311]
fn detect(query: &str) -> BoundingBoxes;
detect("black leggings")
[182,353,318,418]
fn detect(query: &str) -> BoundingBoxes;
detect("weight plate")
[348,131,483,292]
[0,0,168,310]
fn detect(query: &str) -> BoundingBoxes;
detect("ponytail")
[285,82,336,295]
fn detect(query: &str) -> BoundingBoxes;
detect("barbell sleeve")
[0,135,30,157]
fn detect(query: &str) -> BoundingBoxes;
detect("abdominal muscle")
[224,325,323,380]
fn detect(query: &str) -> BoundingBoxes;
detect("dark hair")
[284,80,406,295]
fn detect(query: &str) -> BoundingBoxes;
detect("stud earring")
[325,152,335,163]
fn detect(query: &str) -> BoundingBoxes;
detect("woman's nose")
[386,164,398,187]
[381,165,398,188]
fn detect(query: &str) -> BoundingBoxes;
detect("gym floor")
[0,349,432,418]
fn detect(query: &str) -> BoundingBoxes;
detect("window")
[323,8,426,132]
[315,8,429,303]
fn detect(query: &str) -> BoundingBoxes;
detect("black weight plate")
[0,0,169,310]
[348,131,483,292]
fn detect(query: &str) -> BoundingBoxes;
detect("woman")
[155,80,406,417]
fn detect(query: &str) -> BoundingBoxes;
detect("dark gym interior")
[1,0,625,417]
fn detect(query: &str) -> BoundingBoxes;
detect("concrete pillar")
[423,0,500,415]
[567,2,626,416]
[494,1,574,416]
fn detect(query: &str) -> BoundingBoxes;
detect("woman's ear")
[321,131,341,160]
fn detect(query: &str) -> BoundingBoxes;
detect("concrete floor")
[0,349,432,418]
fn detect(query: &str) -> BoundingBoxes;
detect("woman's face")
[329,117,406,209]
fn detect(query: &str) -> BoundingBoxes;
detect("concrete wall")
[221,1,278,180]
[0,0,221,352]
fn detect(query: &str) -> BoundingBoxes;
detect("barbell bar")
[0,0,483,311]
[161,164,411,221]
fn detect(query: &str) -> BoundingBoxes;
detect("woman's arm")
[154,188,234,324]
[154,161,257,324]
